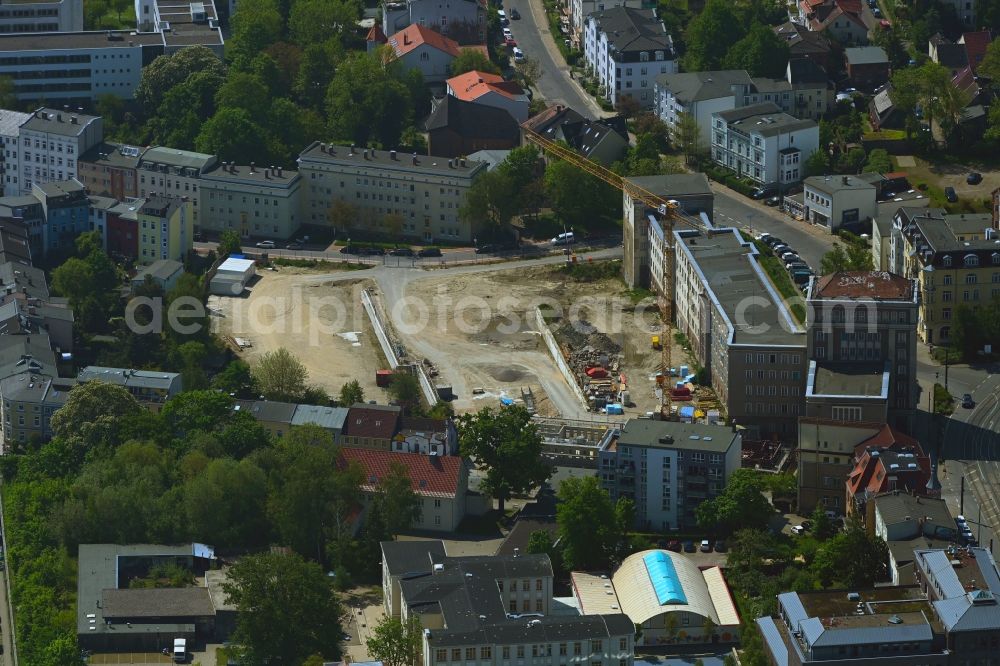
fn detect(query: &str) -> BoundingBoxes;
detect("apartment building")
[199,162,301,240]
[801,0,876,45]
[773,21,834,71]
[13,108,101,195]
[889,207,1000,345]
[655,65,830,150]
[297,141,488,244]
[32,179,89,253]
[382,0,485,43]
[711,103,818,187]
[621,173,713,289]
[77,142,145,201]
[797,418,917,514]
[380,541,635,666]
[340,404,403,450]
[845,46,890,90]
[598,419,741,531]
[446,70,530,123]
[673,227,807,438]
[136,147,216,229]
[569,0,648,47]
[801,174,878,233]
[77,366,182,405]
[135,195,192,264]
[134,0,224,55]
[386,24,480,84]
[0,371,72,445]
[346,447,468,531]
[0,0,82,33]
[583,6,676,109]
[0,109,30,196]
[520,105,629,165]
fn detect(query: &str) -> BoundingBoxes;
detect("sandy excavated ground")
[209,268,390,402]
[396,265,666,416]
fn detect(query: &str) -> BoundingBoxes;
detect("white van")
[512,46,525,62]
[498,8,507,22]
[173,638,186,663]
[551,231,575,245]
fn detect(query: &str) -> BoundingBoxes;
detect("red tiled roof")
[389,24,463,58]
[340,447,464,498]
[856,423,920,452]
[811,271,914,300]
[960,30,992,73]
[447,70,525,102]
[846,441,930,499]
[344,405,401,440]
[367,23,388,44]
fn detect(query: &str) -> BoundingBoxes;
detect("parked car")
[512,46,525,62]
[765,196,781,207]
[780,251,799,262]
[551,231,576,245]
[771,244,790,255]
[511,7,521,18]
[418,247,442,257]
[765,237,785,248]
[956,515,968,526]
[498,9,507,23]
[699,539,712,553]
[751,184,777,199]
[962,393,975,409]
[967,172,983,185]
[682,540,696,552]
[505,37,517,47]
[756,233,773,242]
[255,240,276,249]
[945,186,958,202]
[389,247,415,256]
[667,539,682,552]
[786,260,808,271]
[791,525,806,535]
[801,520,814,531]
[713,540,726,553]
[339,244,359,254]
[286,242,303,250]
[502,26,512,38]
[475,244,499,254]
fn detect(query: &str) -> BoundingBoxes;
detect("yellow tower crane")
[522,126,710,416]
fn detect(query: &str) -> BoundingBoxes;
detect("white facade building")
[711,102,818,187]
[14,108,101,195]
[0,108,30,196]
[583,6,675,109]
[802,174,878,232]
[569,0,645,47]
[136,147,216,228]
[0,0,83,33]
[199,163,302,240]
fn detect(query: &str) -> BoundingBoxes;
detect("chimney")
[277,167,282,177]
[250,162,256,173]
[57,113,62,122]
[448,159,454,168]
[412,153,418,165]
[390,149,397,160]
[842,176,849,185]
[404,32,411,45]
[460,157,466,167]
[364,148,369,159]
[350,144,355,155]
[320,142,327,153]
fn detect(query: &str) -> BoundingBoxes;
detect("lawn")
[85,2,137,30]
[753,241,806,324]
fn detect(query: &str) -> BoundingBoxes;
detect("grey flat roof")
[78,366,179,390]
[614,418,739,452]
[298,141,487,177]
[656,70,752,103]
[805,174,877,194]
[138,146,216,171]
[874,494,954,528]
[103,587,214,619]
[80,142,146,169]
[133,259,183,282]
[846,45,889,65]
[0,30,162,52]
[21,108,99,136]
[200,163,299,187]
[234,399,297,423]
[809,361,888,397]
[291,404,349,430]
[624,173,711,197]
[716,102,816,137]
[674,228,805,346]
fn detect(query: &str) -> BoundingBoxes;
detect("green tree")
[185,458,269,547]
[195,107,276,165]
[218,229,243,256]
[460,170,519,235]
[527,529,554,555]
[295,40,341,109]
[366,615,423,666]
[675,111,702,166]
[387,370,423,414]
[50,381,144,448]
[213,360,257,397]
[161,390,235,438]
[556,476,633,570]
[135,45,227,113]
[224,551,345,665]
[804,150,830,177]
[326,50,414,147]
[456,405,550,511]
[863,148,892,174]
[339,379,365,406]
[812,519,888,587]
[450,48,501,75]
[496,144,540,190]
[694,469,774,536]
[289,0,361,46]
[216,71,271,122]
[722,22,790,78]
[810,504,836,540]
[252,347,308,402]
[683,0,744,71]
[544,158,618,227]
[39,634,86,666]
[0,75,16,110]
[228,0,284,66]
[51,257,96,308]
[819,236,873,274]
[872,26,908,70]
[371,461,421,538]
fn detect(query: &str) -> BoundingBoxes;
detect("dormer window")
[992,252,1000,265]
[640,51,649,62]
[965,254,979,267]
[943,255,953,267]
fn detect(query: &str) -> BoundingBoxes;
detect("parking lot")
[88,653,173,665]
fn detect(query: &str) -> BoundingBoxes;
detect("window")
[536,579,543,590]
[436,648,447,662]
[452,649,461,661]
[522,579,529,591]
[966,273,978,284]
[560,644,568,656]
[466,648,476,660]
[832,406,862,421]
[517,646,525,658]
[965,254,980,267]
[536,599,543,611]
[480,647,491,659]
[620,638,628,650]
[574,643,582,655]
[502,647,510,659]
[591,640,603,653]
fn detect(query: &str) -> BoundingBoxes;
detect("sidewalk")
[706,180,835,242]
[525,0,608,118]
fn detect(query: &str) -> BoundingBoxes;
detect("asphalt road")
[503,0,604,117]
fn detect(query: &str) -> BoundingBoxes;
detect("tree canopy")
[695,469,774,536]
[456,405,550,511]
[252,347,309,402]
[556,476,633,570]
[450,48,501,75]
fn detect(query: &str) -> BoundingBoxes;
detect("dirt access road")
[212,249,625,418]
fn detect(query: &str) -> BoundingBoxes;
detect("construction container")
[375,370,393,387]
[606,403,624,415]
[651,335,660,349]
[585,366,608,378]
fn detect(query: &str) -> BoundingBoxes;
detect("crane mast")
[523,126,709,416]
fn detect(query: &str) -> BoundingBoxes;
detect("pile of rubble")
[555,319,627,411]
